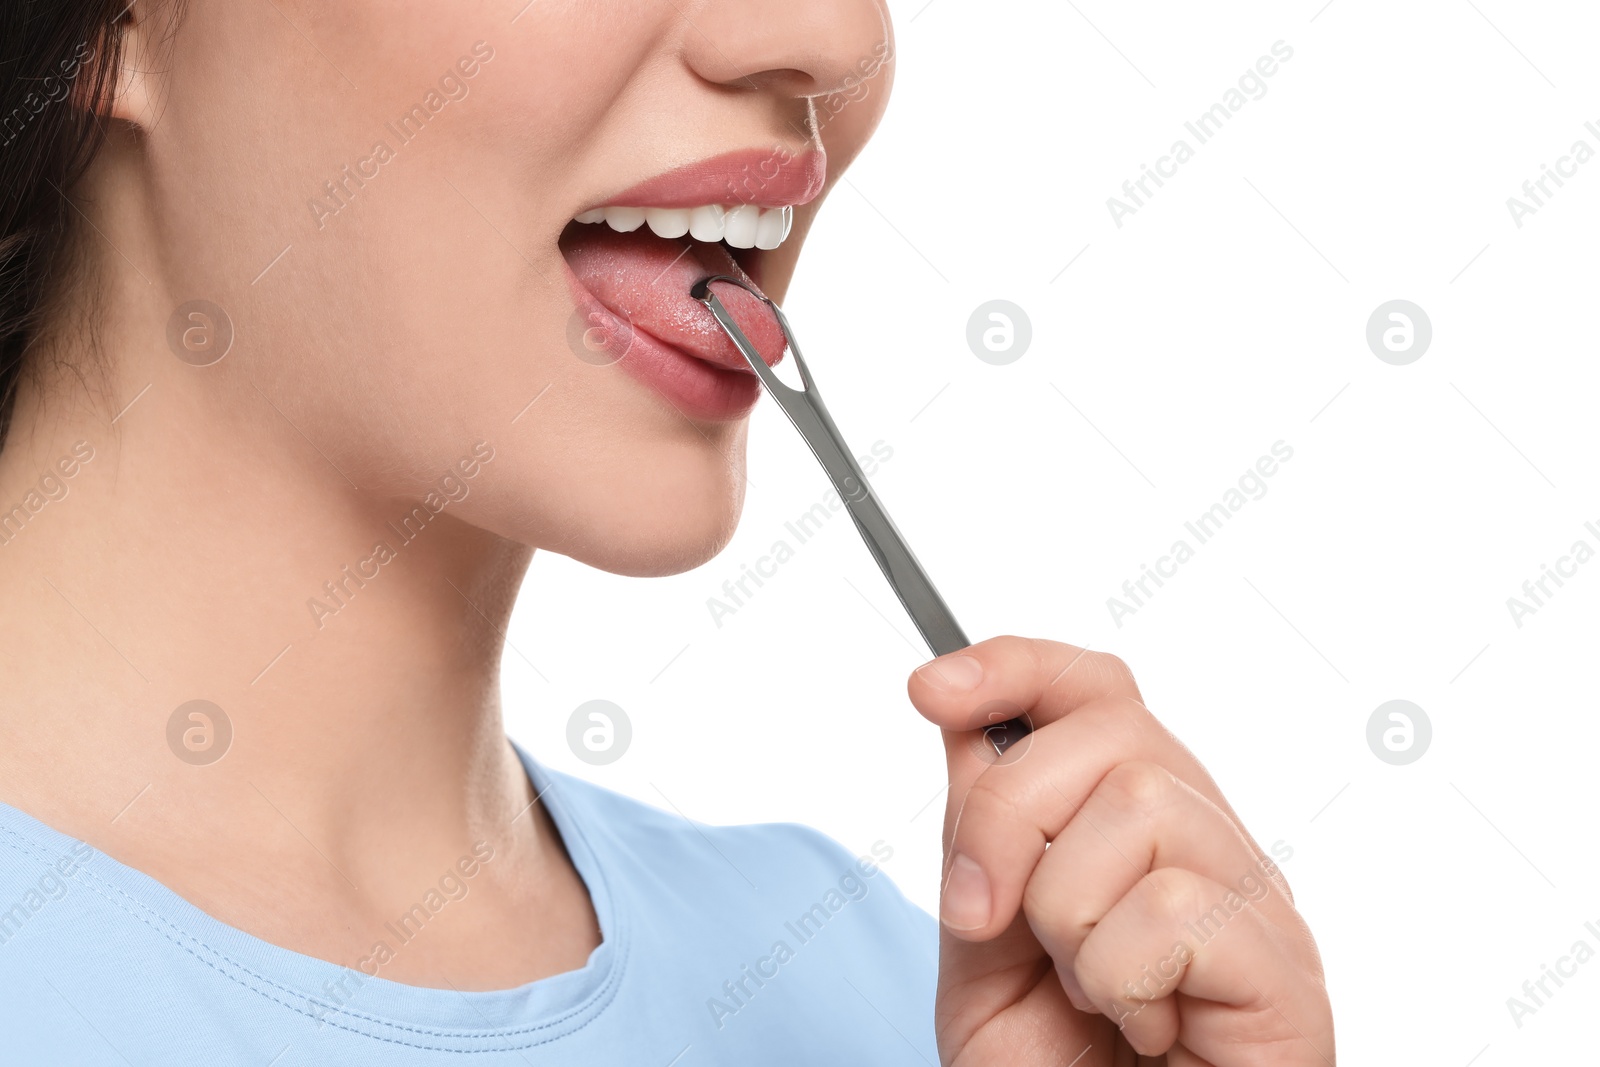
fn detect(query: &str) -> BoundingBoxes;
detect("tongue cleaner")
[691,275,1033,758]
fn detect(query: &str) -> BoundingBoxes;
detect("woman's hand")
[907,637,1334,1066]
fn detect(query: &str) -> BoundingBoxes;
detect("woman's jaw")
[5,0,894,580]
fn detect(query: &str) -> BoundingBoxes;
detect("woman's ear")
[103,0,162,127]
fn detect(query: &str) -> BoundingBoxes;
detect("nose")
[679,0,891,101]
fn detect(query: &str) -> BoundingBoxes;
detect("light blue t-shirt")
[0,748,938,1064]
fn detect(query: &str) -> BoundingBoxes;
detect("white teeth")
[645,207,691,239]
[574,203,794,249]
[723,204,761,249]
[754,207,786,250]
[602,205,645,232]
[688,204,726,242]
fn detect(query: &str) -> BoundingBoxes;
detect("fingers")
[911,637,1177,842]
[914,636,1331,1064]
[937,695,1248,939]
[1072,867,1334,1065]
[908,636,1143,736]
[1021,762,1297,998]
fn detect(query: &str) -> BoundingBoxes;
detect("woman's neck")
[0,348,595,987]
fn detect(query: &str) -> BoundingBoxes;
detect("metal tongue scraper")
[691,275,1032,758]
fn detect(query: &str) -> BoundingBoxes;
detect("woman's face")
[123,0,891,575]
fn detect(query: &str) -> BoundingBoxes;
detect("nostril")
[677,1,891,106]
[734,67,819,98]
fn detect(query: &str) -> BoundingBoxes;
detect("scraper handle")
[692,277,1033,758]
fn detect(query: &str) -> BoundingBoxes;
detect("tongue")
[558,225,787,370]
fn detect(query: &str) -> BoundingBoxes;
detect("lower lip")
[582,287,761,425]
[568,275,764,422]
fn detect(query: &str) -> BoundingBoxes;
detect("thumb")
[906,636,1141,851]
[907,636,1141,737]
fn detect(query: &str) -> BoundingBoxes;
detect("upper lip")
[591,147,826,211]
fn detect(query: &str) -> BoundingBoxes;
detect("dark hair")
[0,1,132,449]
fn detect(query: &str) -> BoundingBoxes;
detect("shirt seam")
[0,818,627,1052]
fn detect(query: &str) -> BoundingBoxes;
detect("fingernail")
[940,853,991,930]
[917,654,983,694]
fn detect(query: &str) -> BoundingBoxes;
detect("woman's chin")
[566,531,736,579]
[554,496,744,579]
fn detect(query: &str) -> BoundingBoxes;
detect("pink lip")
[558,227,790,421]
[595,147,826,210]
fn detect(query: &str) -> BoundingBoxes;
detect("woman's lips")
[598,148,825,209]
[559,224,788,422]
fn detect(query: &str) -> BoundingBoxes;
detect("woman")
[0,0,1334,1063]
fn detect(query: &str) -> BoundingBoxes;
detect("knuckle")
[1097,760,1178,819]
[1091,649,1132,677]
[1085,650,1137,693]
[1135,866,1202,926]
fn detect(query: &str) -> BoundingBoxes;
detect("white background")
[509,2,1600,1061]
